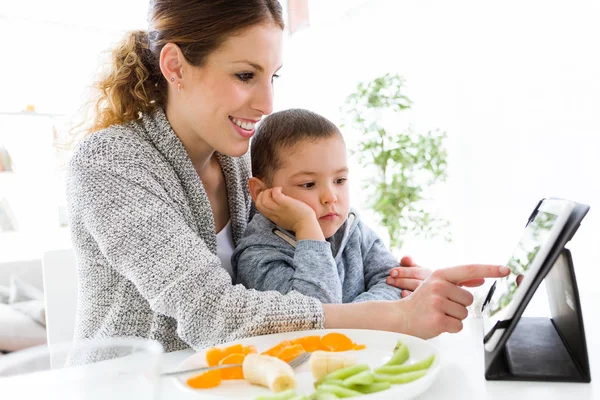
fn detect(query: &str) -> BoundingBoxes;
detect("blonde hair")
[72,0,284,141]
[86,30,163,134]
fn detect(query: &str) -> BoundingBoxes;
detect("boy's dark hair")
[251,108,341,183]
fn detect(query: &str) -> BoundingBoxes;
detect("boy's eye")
[236,72,254,82]
[335,178,347,185]
[300,182,315,189]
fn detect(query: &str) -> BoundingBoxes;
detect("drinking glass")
[0,337,163,400]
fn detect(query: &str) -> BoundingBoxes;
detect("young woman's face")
[271,136,351,239]
[179,23,283,157]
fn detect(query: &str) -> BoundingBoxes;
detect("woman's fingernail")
[500,266,510,275]
[391,270,399,277]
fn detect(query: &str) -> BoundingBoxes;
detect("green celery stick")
[313,392,339,400]
[318,383,362,398]
[375,354,435,374]
[314,378,345,389]
[254,389,298,400]
[374,370,427,384]
[347,381,392,394]
[316,364,370,385]
[342,370,374,386]
[393,340,404,352]
[385,343,409,366]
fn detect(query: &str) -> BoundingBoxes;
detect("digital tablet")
[481,198,575,352]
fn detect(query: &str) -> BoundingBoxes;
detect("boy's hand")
[387,256,432,298]
[255,187,324,240]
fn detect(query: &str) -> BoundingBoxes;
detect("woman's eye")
[236,72,254,82]
[335,178,347,185]
[300,182,315,189]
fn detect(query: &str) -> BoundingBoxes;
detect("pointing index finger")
[441,264,510,284]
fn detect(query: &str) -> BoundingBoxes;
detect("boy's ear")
[248,177,267,202]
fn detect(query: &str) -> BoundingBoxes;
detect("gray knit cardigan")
[66,109,324,352]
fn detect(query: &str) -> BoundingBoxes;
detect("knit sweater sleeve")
[67,145,324,350]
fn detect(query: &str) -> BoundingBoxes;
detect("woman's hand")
[386,256,432,298]
[324,264,510,339]
[395,264,510,338]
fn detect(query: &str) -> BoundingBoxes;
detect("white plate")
[173,329,440,399]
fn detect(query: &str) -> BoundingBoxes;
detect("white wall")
[277,1,600,286]
[0,1,148,115]
[0,1,149,273]
[1,1,598,294]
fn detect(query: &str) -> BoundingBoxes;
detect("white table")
[158,313,598,399]
[424,316,598,399]
[4,221,598,399]
[2,295,596,400]
[159,230,599,399]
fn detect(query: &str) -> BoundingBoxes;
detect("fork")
[161,351,311,377]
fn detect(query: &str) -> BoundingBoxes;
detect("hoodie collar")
[272,210,360,260]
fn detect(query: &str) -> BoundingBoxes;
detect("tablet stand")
[484,248,591,382]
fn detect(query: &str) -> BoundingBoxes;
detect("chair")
[41,248,78,347]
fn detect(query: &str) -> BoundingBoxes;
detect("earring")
[170,77,175,82]
[177,83,181,93]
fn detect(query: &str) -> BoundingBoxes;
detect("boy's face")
[270,135,350,239]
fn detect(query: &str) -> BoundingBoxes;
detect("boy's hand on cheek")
[256,187,324,241]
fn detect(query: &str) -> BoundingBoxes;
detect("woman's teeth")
[230,117,256,131]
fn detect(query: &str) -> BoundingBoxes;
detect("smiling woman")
[162,22,282,160]
[67,0,302,352]
[64,0,509,354]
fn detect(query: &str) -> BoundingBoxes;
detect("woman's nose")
[251,81,274,116]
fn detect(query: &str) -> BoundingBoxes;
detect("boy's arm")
[352,223,403,303]
[234,240,343,304]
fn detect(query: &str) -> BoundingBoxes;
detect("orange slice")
[261,340,292,358]
[320,332,354,352]
[243,345,258,355]
[186,369,222,389]
[218,353,245,380]
[290,335,322,352]
[277,344,305,363]
[205,346,226,366]
[223,344,244,356]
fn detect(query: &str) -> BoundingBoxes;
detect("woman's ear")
[159,43,185,83]
[248,177,267,202]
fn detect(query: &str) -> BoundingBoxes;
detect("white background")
[0,1,598,294]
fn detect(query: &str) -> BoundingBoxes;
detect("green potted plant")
[342,73,450,253]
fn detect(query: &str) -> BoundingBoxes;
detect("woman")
[67,0,508,352]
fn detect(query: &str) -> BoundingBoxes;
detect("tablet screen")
[482,199,574,346]
[486,210,557,319]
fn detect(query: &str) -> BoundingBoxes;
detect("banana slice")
[243,353,296,393]
[310,350,357,380]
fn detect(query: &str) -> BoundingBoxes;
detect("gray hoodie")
[232,210,402,303]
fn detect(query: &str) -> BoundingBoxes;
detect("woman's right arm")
[67,152,324,350]
[68,145,509,345]
[324,264,510,339]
